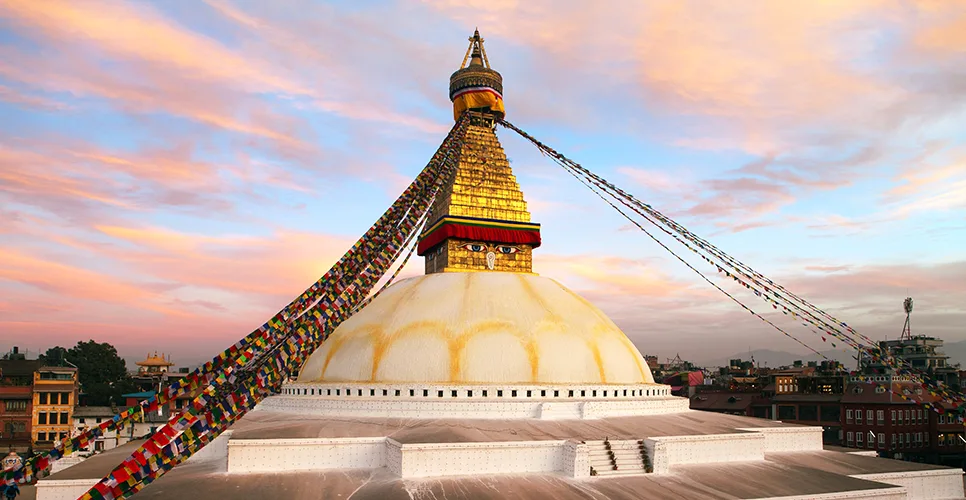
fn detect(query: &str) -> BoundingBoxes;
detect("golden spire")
[418,33,538,274]
[449,29,505,121]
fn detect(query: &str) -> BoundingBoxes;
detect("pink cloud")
[0,0,307,95]
[0,84,72,111]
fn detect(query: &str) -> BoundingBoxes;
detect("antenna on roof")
[900,297,914,341]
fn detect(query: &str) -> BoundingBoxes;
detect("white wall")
[228,438,386,473]
[852,469,965,500]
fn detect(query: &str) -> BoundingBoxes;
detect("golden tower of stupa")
[418,29,541,275]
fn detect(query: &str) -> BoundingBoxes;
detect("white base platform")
[264,382,685,419]
[36,408,965,500]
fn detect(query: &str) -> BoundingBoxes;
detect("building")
[865,336,961,389]
[129,354,198,416]
[32,365,78,447]
[71,407,121,453]
[0,358,41,452]
[36,30,965,500]
[689,392,755,416]
[842,378,965,467]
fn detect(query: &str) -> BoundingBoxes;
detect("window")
[409,390,414,397]
[438,390,443,398]
[38,393,49,405]
[918,409,923,424]
[4,400,27,412]
[526,390,531,397]
[891,410,896,424]
[900,433,905,445]
[468,390,474,397]
[866,410,873,423]
[891,433,897,446]
[568,390,574,397]
[482,390,487,397]
[60,392,70,404]
[847,431,854,445]
[939,415,945,424]
[857,432,864,445]
[877,410,884,425]
[79,417,86,424]
[846,409,853,423]
[906,433,911,445]
[821,405,840,423]
[497,390,503,397]
[36,432,46,442]
[423,389,428,397]
[905,410,910,422]
[856,410,863,424]
[511,390,518,397]
[541,390,546,397]
[451,390,457,397]
[60,412,69,424]
[899,411,904,425]
[554,390,559,397]
[878,433,885,448]
[38,412,47,425]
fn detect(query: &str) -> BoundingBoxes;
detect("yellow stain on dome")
[569,288,652,383]
[371,320,453,381]
[298,273,656,385]
[588,340,607,384]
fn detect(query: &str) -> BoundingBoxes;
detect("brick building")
[32,365,78,446]
[0,358,41,452]
[841,378,965,467]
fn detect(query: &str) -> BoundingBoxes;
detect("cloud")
[0,0,307,94]
[0,84,72,111]
[535,254,693,299]
[0,247,170,313]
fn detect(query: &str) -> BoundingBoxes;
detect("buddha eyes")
[461,243,520,254]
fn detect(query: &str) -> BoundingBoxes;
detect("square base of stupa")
[37,408,965,500]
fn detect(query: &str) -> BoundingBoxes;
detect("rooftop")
[73,406,118,418]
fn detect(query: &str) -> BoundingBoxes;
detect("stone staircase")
[587,439,651,477]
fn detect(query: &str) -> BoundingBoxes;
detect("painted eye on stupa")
[463,243,487,253]
[496,245,519,255]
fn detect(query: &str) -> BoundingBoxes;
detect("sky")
[0,0,964,369]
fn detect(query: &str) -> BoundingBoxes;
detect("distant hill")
[697,348,858,369]
[941,340,966,367]
[698,341,966,370]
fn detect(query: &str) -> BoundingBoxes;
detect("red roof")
[690,393,753,411]
[841,381,940,405]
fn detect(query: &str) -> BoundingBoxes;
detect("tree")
[56,341,137,406]
[38,346,68,365]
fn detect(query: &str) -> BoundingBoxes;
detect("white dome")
[298,272,654,385]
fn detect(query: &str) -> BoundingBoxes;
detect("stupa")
[37,30,964,500]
